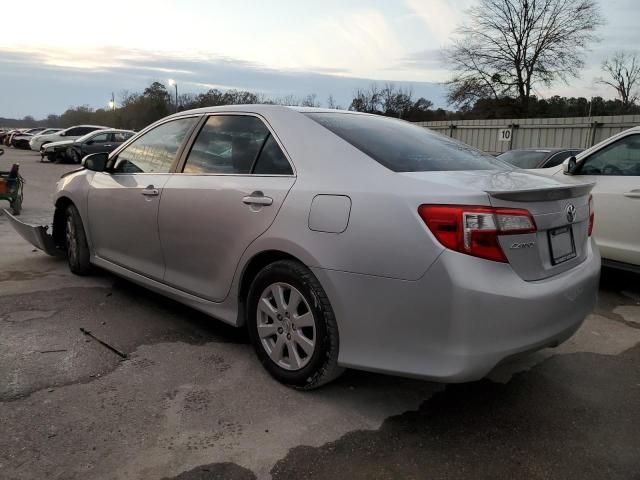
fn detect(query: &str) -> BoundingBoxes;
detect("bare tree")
[300,93,320,107]
[446,0,603,113]
[599,51,640,109]
[326,95,339,109]
[380,83,416,118]
[349,84,383,113]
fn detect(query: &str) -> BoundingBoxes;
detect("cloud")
[396,48,446,70]
[0,47,447,118]
[404,0,465,41]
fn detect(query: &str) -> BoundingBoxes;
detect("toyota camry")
[5,105,600,389]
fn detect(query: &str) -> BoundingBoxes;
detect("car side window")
[183,115,271,174]
[113,132,133,142]
[90,133,110,143]
[253,135,293,175]
[66,128,81,136]
[112,117,198,174]
[544,150,573,168]
[578,134,640,176]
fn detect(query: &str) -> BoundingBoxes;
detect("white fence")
[416,115,640,154]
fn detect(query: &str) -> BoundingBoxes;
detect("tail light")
[588,194,594,236]
[418,205,537,263]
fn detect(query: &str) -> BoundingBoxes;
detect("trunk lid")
[402,170,595,281]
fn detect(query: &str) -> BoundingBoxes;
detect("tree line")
[3,80,636,132]
[0,81,444,130]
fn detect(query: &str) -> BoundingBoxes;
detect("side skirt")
[91,256,240,326]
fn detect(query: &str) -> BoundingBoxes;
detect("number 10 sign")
[498,128,512,142]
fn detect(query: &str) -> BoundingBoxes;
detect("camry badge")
[510,241,535,249]
[566,204,577,223]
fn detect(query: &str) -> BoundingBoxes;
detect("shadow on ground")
[268,344,640,480]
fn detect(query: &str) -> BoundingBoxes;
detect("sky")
[0,0,638,119]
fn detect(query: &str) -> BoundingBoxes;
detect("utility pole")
[168,79,179,112]
[108,92,116,127]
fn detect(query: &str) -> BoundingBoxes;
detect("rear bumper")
[312,239,601,382]
[2,209,61,256]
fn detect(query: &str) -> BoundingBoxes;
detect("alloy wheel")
[257,282,316,371]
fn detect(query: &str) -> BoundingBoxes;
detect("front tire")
[64,204,92,275]
[67,147,81,164]
[247,260,343,389]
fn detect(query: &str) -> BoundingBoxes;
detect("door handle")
[242,192,273,206]
[141,186,159,197]
[624,190,640,199]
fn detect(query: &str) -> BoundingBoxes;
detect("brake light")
[418,205,537,263]
[588,194,594,236]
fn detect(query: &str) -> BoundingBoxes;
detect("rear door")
[88,116,199,280]
[571,133,640,265]
[158,113,296,301]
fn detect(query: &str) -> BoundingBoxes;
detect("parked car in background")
[10,127,50,149]
[5,106,599,389]
[42,130,134,163]
[65,129,136,163]
[3,129,27,146]
[25,128,63,150]
[498,148,583,169]
[536,126,640,271]
[29,125,108,152]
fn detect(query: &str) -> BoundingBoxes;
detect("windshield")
[497,150,550,169]
[303,112,511,172]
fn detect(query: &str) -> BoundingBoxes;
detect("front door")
[87,116,199,280]
[83,132,112,155]
[573,132,640,265]
[158,114,296,301]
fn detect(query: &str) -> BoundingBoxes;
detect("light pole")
[168,79,178,112]
[108,92,116,127]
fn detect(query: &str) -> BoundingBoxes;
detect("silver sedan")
[6,106,601,389]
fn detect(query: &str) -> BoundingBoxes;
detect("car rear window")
[497,150,550,169]
[303,112,510,172]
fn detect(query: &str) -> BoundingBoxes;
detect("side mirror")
[59,132,66,137]
[563,156,577,175]
[0,148,4,156]
[85,140,94,145]
[82,152,109,172]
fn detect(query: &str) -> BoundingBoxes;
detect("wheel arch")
[236,249,305,326]
[52,196,74,248]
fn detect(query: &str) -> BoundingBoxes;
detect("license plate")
[548,226,576,265]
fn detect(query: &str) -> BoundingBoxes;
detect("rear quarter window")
[304,112,511,172]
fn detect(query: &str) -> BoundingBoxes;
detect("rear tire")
[247,260,343,389]
[64,204,92,275]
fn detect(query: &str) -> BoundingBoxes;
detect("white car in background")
[27,128,63,142]
[537,126,640,271]
[29,125,108,152]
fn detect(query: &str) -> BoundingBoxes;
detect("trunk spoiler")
[2,208,62,256]
[485,182,595,202]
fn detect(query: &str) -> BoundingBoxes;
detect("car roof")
[164,104,365,119]
[503,148,581,154]
[64,125,110,129]
[89,129,134,134]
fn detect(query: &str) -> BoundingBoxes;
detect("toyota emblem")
[565,204,577,223]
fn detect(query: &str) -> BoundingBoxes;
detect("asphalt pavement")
[1,147,639,479]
